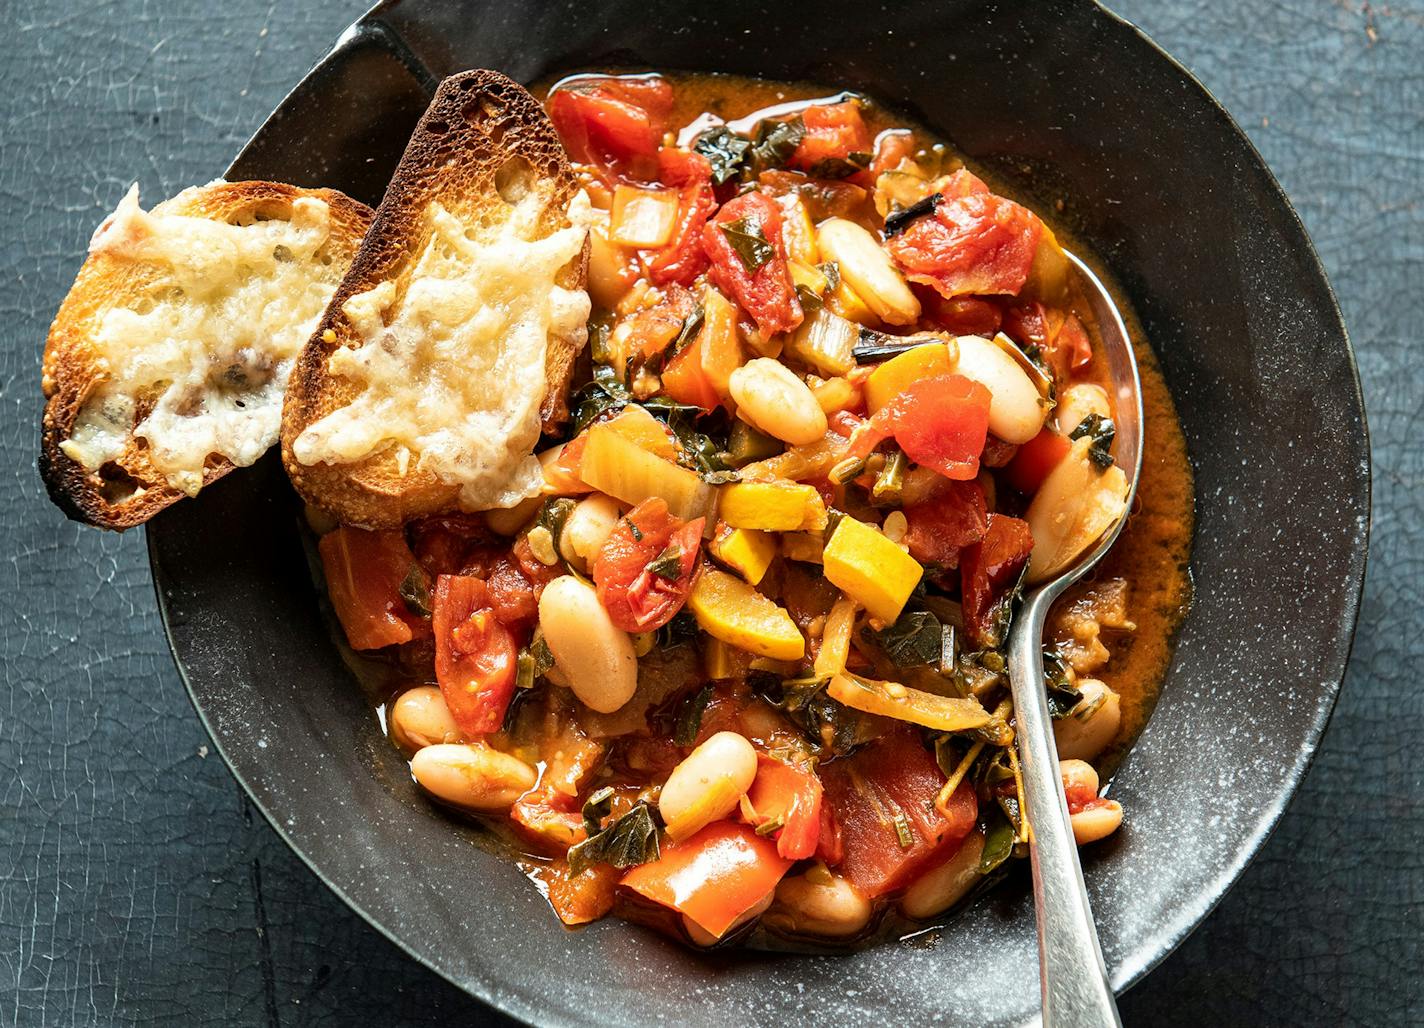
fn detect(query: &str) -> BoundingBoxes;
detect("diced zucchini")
[864,342,953,413]
[688,568,805,661]
[786,307,858,376]
[822,516,923,622]
[708,523,776,585]
[719,481,828,532]
[579,424,715,522]
[827,673,991,732]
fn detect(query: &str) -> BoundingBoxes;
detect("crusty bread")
[40,181,374,529]
[280,69,590,530]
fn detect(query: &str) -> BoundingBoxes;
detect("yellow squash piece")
[825,278,878,326]
[827,673,991,732]
[708,523,776,585]
[813,596,859,679]
[579,423,714,522]
[822,516,923,623]
[688,568,805,661]
[719,480,828,532]
[864,342,953,414]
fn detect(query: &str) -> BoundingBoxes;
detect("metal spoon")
[1006,251,1142,1028]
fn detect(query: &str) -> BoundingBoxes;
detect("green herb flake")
[398,564,433,619]
[871,608,943,668]
[719,216,776,274]
[647,546,685,582]
[806,150,872,180]
[1043,648,1084,719]
[1069,413,1117,470]
[568,801,661,877]
[892,811,915,849]
[625,517,644,542]
[978,806,1017,874]
[692,125,754,184]
[754,815,787,837]
[673,684,715,747]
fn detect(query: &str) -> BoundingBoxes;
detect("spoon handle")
[1007,593,1122,1028]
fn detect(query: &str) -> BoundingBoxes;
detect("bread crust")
[39,181,374,530]
[280,69,588,530]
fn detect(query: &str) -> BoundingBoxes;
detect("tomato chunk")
[593,498,704,632]
[318,526,427,650]
[960,513,1035,648]
[820,727,978,897]
[546,76,674,177]
[546,860,621,926]
[433,574,519,736]
[849,373,992,481]
[743,755,823,860]
[903,479,988,568]
[659,336,723,410]
[648,149,717,286]
[621,821,792,938]
[1005,427,1072,495]
[702,191,803,335]
[887,169,1044,298]
[787,102,872,173]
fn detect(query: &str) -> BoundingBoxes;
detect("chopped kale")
[1069,413,1117,470]
[692,124,754,184]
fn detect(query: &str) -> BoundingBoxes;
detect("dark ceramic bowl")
[147,1,1370,1024]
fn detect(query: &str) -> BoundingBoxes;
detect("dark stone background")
[1,1,1418,1024]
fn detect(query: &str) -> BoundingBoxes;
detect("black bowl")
[148,1,1370,1023]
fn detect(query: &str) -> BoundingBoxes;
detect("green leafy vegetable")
[751,115,805,169]
[871,608,943,668]
[884,192,942,237]
[515,632,555,690]
[581,786,616,834]
[720,216,775,273]
[656,610,700,650]
[1069,413,1117,470]
[692,125,753,184]
[978,805,1016,874]
[976,563,1028,650]
[807,151,872,180]
[871,448,908,507]
[795,283,824,313]
[568,801,661,877]
[536,497,577,553]
[643,398,736,479]
[1043,648,1084,719]
[398,564,432,619]
[647,545,685,582]
[751,672,875,757]
[673,683,715,747]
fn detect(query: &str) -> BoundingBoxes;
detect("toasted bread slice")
[40,181,374,529]
[281,70,591,529]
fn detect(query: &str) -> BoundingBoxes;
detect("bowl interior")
[148,1,1369,1024]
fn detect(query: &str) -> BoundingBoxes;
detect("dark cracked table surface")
[1,2,1419,1025]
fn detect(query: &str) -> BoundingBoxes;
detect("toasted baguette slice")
[40,181,375,529]
[281,70,591,529]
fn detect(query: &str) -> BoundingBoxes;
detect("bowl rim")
[149,0,1372,1021]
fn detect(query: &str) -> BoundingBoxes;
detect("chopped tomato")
[960,513,1035,648]
[511,787,587,848]
[903,479,988,568]
[820,727,978,897]
[1003,300,1091,379]
[648,151,717,286]
[921,293,1004,337]
[887,169,1043,298]
[593,498,704,632]
[1063,778,1112,816]
[702,191,803,336]
[624,284,697,359]
[621,821,792,939]
[545,859,621,926]
[659,335,723,410]
[981,435,1018,468]
[485,554,543,630]
[743,755,823,860]
[408,514,490,576]
[318,526,427,650]
[546,76,674,178]
[433,574,519,736]
[848,373,992,481]
[1006,427,1072,494]
[868,129,917,178]
[1056,313,1094,372]
[787,102,873,173]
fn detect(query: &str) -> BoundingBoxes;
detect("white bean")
[484,493,542,536]
[659,731,758,840]
[1060,757,1100,795]
[1071,801,1124,845]
[729,358,828,446]
[901,831,987,919]
[1055,383,1111,435]
[815,218,921,326]
[1053,679,1122,762]
[389,686,462,751]
[766,873,873,937]
[1025,437,1129,584]
[951,334,1045,444]
[558,493,623,572]
[538,575,638,713]
[410,743,536,811]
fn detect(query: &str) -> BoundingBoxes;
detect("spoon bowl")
[1005,249,1145,1027]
